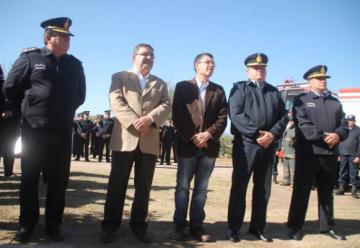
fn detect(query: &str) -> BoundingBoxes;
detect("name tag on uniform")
[34,64,46,70]
[306,102,316,107]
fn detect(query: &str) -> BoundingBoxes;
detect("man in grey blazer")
[100,44,171,244]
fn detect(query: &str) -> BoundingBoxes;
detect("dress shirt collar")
[195,77,209,90]
[131,67,150,90]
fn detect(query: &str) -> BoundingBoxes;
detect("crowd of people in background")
[0,17,359,245]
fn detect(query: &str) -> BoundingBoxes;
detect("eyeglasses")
[198,61,216,66]
[136,53,155,58]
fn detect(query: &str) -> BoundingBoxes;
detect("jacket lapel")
[205,82,215,113]
[126,71,142,94]
[142,75,157,98]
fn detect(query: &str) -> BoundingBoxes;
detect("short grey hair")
[132,43,154,57]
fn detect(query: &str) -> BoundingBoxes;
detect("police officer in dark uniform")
[227,53,288,242]
[287,65,348,241]
[3,17,86,242]
[75,111,93,161]
[160,119,175,165]
[98,110,114,162]
[336,114,360,198]
[72,113,83,157]
[90,115,98,159]
[1,66,21,178]
[92,114,103,160]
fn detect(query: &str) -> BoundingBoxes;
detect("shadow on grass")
[0,168,176,207]
[1,219,360,248]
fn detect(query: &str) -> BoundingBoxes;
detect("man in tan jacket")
[100,44,171,244]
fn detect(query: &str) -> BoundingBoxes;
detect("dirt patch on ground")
[1,158,359,247]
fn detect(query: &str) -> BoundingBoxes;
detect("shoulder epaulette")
[233,81,247,87]
[68,54,82,63]
[297,92,307,98]
[21,47,40,54]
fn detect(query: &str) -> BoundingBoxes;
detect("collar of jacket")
[308,90,331,99]
[246,80,268,89]
[41,47,70,61]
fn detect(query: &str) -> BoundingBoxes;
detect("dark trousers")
[227,139,275,232]
[93,136,101,158]
[77,137,89,160]
[3,154,15,177]
[160,144,171,164]
[98,137,111,162]
[19,124,71,232]
[338,155,359,185]
[287,154,337,232]
[72,134,79,157]
[101,148,157,234]
[0,120,18,176]
[1,137,16,176]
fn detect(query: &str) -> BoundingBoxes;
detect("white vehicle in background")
[276,79,309,111]
[338,88,360,121]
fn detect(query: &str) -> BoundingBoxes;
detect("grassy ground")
[1,157,360,248]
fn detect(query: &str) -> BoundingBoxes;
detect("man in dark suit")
[100,44,171,244]
[3,17,86,242]
[172,53,227,242]
[227,53,288,242]
[336,114,360,198]
[287,65,348,241]
[98,110,114,162]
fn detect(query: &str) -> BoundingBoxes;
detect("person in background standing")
[336,114,360,198]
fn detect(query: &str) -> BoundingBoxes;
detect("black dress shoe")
[248,229,273,242]
[100,230,116,243]
[227,230,240,242]
[190,227,211,242]
[14,227,32,243]
[288,229,303,241]
[47,231,64,242]
[321,230,346,240]
[134,232,152,243]
[172,225,185,241]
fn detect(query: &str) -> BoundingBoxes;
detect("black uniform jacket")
[3,47,86,130]
[172,79,228,158]
[339,125,360,156]
[79,119,93,137]
[293,91,348,155]
[101,118,114,136]
[229,81,288,143]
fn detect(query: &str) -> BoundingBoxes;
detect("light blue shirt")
[195,77,209,114]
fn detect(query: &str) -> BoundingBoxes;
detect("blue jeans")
[173,152,216,229]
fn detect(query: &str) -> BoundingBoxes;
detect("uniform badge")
[256,54,262,63]
[320,66,325,74]
[306,102,316,107]
[34,64,46,70]
[64,20,69,29]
